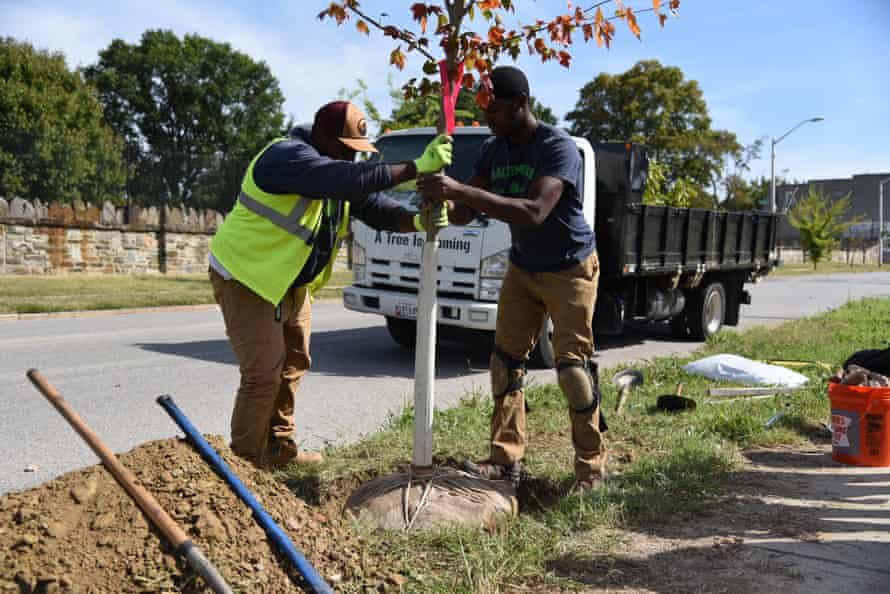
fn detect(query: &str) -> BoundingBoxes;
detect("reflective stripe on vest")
[237,190,315,243]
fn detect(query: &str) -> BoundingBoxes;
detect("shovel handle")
[26,369,233,594]
[615,386,629,415]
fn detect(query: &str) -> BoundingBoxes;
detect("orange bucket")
[829,383,890,467]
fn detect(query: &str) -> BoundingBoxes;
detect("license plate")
[394,302,417,319]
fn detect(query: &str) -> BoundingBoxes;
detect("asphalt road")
[2,272,888,495]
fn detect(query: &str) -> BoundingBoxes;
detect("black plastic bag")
[843,348,890,376]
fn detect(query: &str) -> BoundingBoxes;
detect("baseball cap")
[490,66,530,101]
[312,100,377,153]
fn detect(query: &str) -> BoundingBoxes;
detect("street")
[1,272,888,495]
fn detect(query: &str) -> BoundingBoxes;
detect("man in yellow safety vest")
[209,100,452,469]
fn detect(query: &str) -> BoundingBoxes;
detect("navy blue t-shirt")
[473,122,595,272]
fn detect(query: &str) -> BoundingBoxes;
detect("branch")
[503,3,663,46]
[345,4,436,61]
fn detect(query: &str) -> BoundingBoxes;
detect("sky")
[2,0,889,184]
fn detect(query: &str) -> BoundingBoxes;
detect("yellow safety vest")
[209,138,351,305]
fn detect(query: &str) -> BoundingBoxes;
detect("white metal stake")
[411,47,461,470]
[412,224,438,468]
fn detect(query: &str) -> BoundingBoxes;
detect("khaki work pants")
[489,250,604,480]
[209,268,312,465]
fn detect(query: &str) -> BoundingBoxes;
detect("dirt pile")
[1,437,401,593]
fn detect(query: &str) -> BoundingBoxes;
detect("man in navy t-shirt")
[419,66,606,492]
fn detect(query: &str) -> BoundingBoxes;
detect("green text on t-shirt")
[491,163,536,196]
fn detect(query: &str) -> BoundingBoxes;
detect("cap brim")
[339,137,378,153]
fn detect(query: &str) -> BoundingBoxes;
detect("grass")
[772,261,886,276]
[283,297,890,593]
[0,270,353,314]
[3,259,884,314]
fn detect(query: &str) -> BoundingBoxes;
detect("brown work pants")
[209,268,312,465]
[489,251,605,480]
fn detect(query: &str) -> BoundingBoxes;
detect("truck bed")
[592,142,779,279]
[600,204,779,278]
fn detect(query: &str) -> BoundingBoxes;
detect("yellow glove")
[413,202,449,232]
[413,134,453,174]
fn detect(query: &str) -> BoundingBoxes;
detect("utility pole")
[880,177,890,266]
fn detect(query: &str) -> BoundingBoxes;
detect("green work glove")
[413,202,449,232]
[413,134,453,174]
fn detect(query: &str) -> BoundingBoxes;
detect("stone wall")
[0,196,222,275]
[0,196,352,276]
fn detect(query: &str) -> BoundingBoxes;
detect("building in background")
[772,173,890,264]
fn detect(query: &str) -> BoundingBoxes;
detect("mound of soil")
[0,437,403,593]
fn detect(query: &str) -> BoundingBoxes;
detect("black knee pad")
[491,346,526,398]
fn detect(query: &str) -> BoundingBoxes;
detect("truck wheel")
[385,316,416,349]
[688,282,726,341]
[529,316,556,369]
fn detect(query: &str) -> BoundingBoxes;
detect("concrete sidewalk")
[741,446,890,593]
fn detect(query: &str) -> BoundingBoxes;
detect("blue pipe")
[157,395,333,594]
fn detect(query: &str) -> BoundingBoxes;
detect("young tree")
[0,38,126,204]
[566,59,736,197]
[84,30,287,211]
[319,1,681,112]
[788,185,862,269]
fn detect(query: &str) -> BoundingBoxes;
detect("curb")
[0,293,345,323]
[0,303,219,322]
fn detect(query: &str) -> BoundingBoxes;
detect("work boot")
[463,459,522,488]
[571,453,607,494]
[262,439,324,470]
[571,474,605,493]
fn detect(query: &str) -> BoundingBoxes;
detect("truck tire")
[529,316,555,369]
[687,281,726,341]
[385,316,416,349]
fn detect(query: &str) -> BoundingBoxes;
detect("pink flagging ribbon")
[438,60,464,135]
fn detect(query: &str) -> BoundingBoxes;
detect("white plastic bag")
[682,354,809,387]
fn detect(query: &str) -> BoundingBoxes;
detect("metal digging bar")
[156,395,333,594]
[25,370,233,594]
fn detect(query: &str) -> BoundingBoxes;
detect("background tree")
[643,157,700,207]
[0,38,126,204]
[721,174,795,212]
[84,30,287,212]
[566,59,737,203]
[788,185,862,269]
[720,174,756,210]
